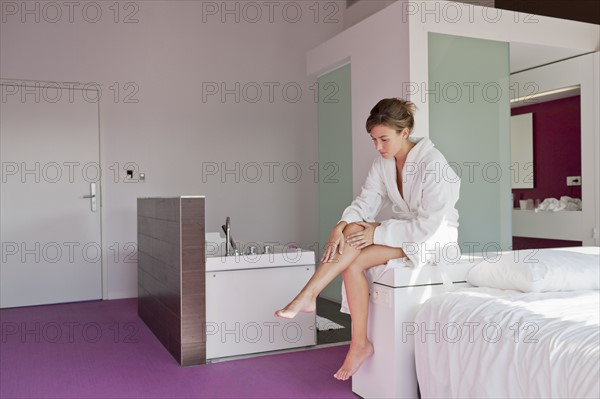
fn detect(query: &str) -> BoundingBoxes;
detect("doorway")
[1,81,103,308]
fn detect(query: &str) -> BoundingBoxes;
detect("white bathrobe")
[339,137,461,313]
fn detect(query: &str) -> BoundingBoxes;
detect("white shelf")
[512,209,590,243]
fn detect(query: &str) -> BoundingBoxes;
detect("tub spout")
[222,217,238,256]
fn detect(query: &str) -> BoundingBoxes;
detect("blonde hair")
[366,98,417,134]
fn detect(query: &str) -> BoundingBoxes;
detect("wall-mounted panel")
[138,196,206,366]
[428,32,511,253]
[318,64,353,302]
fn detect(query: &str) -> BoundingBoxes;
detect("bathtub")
[205,235,317,360]
[138,196,316,366]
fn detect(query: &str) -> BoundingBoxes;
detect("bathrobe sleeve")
[372,159,460,266]
[340,160,391,224]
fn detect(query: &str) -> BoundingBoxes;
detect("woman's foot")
[333,340,374,381]
[274,294,316,319]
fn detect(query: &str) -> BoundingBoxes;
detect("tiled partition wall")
[137,197,206,366]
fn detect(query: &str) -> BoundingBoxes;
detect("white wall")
[343,0,395,29]
[0,1,344,299]
[307,0,410,217]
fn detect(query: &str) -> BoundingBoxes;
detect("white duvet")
[414,287,600,398]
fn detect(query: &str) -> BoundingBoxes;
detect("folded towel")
[535,196,582,212]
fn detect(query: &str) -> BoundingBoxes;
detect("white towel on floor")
[316,316,345,331]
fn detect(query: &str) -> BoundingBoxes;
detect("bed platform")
[352,247,600,399]
[352,258,476,398]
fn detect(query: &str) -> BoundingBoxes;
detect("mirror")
[510,112,534,190]
[507,50,590,249]
[509,77,582,212]
[506,47,596,249]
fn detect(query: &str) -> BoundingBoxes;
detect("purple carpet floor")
[0,299,355,398]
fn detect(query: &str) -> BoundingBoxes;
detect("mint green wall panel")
[428,33,511,254]
[318,64,352,302]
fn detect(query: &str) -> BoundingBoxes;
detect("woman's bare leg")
[275,223,366,318]
[334,244,405,381]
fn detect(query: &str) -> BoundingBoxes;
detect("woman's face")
[369,124,409,159]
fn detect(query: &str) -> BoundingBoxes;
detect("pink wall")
[512,95,582,207]
[512,236,582,250]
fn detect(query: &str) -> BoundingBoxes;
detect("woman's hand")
[321,225,346,263]
[346,222,381,250]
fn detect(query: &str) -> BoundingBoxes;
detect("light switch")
[566,176,581,186]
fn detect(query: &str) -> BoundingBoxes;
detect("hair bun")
[366,98,417,134]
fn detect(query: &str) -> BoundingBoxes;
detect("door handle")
[82,183,97,212]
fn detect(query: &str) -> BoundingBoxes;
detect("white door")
[1,81,102,308]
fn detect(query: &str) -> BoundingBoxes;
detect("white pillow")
[467,248,600,292]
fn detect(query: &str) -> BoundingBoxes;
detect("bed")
[414,247,600,398]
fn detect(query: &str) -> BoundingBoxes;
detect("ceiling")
[509,41,590,73]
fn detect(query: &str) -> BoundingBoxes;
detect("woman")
[275,98,461,381]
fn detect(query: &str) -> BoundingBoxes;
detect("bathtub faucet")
[222,216,239,256]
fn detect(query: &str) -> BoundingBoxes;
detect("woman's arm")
[339,159,390,225]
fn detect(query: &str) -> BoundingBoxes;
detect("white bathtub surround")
[204,233,317,360]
